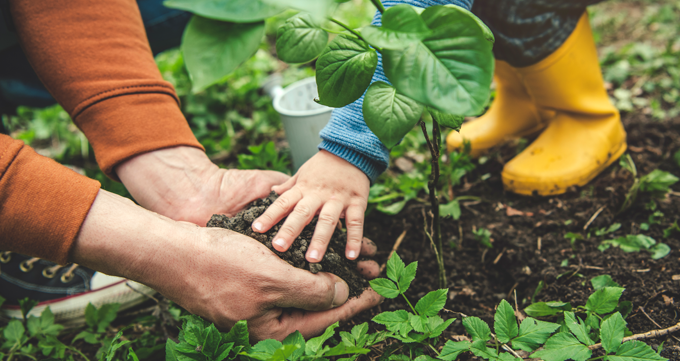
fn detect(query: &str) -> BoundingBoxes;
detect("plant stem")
[402,293,417,315]
[420,120,446,289]
[370,0,386,13]
[329,18,365,41]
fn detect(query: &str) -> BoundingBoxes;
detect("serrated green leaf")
[363,81,423,149]
[564,312,594,346]
[429,107,464,130]
[591,275,621,290]
[608,340,667,361]
[369,278,400,298]
[462,317,491,342]
[409,314,429,333]
[439,340,470,361]
[639,169,679,193]
[202,324,221,357]
[276,13,328,64]
[164,0,284,22]
[470,340,498,360]
[511,317,561,352]
[325,343,371,357]
[382,5,493,116]
[440,200,461,220]
[498,353,522,361]
[215,342,234,361]
[306,322,338,355]
[182,16,265,92]
[316,35,378,108]
[4,319,25,343]
[586,287,625,314]
[359,5,431,50]
[372,310,412,337]
[223,320,250,351]
[494,299,518,343]
[601,312,626,354]
[430,318,456,338]
[386,252,406,284]
[531,332,592,361]
[524,302,571,317]
[282,331,305,360]
[415,289,448,316]
[399,262,418,294]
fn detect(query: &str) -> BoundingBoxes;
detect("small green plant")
[619,154,679,213]
[640,211,664,231]
[598,234,670,260]
[237,141,291,173]
[72,303,120,346]
[564,232,584,250]
[594,223,621,237]
[472,228,492,248]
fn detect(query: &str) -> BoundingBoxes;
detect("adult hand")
[72,190,382,340]
[251,150,370,264]
[116,146,289,226]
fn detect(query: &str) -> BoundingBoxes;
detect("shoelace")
[0,251,79,283]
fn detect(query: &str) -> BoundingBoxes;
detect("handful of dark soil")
[207,192,367,298]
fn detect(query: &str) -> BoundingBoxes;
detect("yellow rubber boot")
[446,60,553,156]
[502,12,627,196]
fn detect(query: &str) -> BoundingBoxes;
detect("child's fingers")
[252,188,302,235]
[272,196,323,253]
[307,200,344,262]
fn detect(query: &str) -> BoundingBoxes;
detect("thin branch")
[583,205,606,231]
[380,229,408,273]
[588,321,680,350]
[329,18,366,43]
[370,0,386,13]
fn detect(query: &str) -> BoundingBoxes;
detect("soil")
[206,192,368,298]
[343,114,680,359]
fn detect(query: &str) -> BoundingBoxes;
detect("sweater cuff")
[0,136,101,264]
[76,92,204,181]
[319,140,381,183]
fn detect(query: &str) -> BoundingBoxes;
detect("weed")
[472,228,492,249]
[237,141,290,173]
[619,154,678,213]
[599,234,671,260]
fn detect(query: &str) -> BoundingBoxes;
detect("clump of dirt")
[207,192,368,298]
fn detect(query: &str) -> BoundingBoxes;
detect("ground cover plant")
[2,0,680,360]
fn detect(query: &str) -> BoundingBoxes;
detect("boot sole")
[502,141,627,196]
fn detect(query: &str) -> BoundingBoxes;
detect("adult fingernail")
[273,238,286,250]
[332,280,349,308]
[253,222,263,232]
[347,250,357,259]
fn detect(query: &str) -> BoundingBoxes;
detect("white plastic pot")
[269,77,333,172]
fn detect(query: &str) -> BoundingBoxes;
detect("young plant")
[598,234,670,260]
[166,0,495,288]
[237,141,291,173]
[619,154,679,213]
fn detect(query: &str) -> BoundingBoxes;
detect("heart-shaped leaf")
[316,35,378,108]
[363,82,423,148]
[164,0,284,22]
[359,4,431,50]
[276,13,328,64]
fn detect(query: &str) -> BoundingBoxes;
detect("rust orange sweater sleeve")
[0,135,101,264]
[9,0,204,181]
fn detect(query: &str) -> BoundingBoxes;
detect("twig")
[491,332,524,359]
[379,229,408,273]
[493,248,506,265]
[588,321,680,350]
[640,307,680,342]
[422,208,440,262]
[583,205,606,231]
[126,282,159,303]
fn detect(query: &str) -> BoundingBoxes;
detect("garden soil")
[346,115,680,359]
[207,192,368,298]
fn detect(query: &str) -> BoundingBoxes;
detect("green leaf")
[324,343,370,357]
[382,5,493,116]
[262,0,335,21]
[369,278,400,298]
[440,200,461,220]
[276,13,328,64]
[470,340,499,360]
[439,340,470,361]
[462,317,491,342]
[415,289,448,316]
[202,324,221,357]
[649,243,671,259]
[182,16,265,92]
[399,262,418,293]
[524,302,571,317]
[639,169,678,194]
[564,312,594,346]
[4,319,25,343]
[591,275,620,290]
[306,322,338,355]
[429,107,464,131]
[616,301,633,319]
[409,314,429,333]
[363,82,424,148]
[316,35,378,108]
[608,340,667,361]
[215,343,234,361]
[601,235,657,253]
[351,322,368,343]
[282,331,305,360]
[585,312,600,331]
[163,0,284,22]
[18,298,38,320]
[372,310,412,337]
[585,287,625,314]
[96,303,120,332]
[511,317,561,352]
[128,348,140,361]
[223,320,250,351]
[358,5,431,50]
[601,312,626,354]
[494,299,518,343]
[531,332,592,361]
[386,252,406,284]
[430,317,456,338]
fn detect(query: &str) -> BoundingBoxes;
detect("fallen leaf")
[506,206,534,217]
[662,295,674,306]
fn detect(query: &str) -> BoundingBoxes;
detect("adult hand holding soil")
[71,189,381,340]
[116,146,289,226]
[252,150,370,263]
